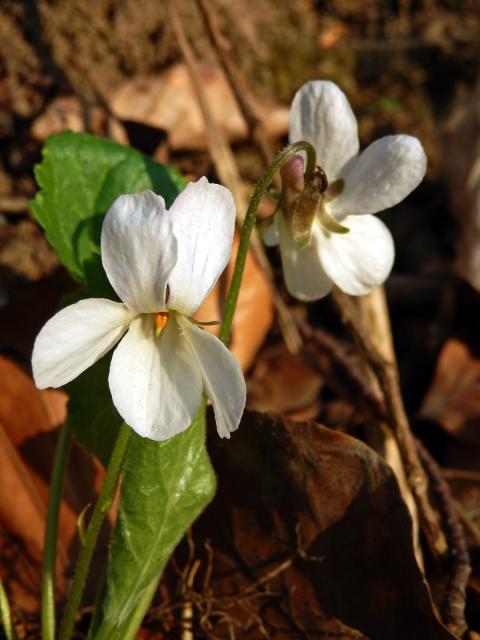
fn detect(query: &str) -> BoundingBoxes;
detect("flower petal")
[319,214,395,295]
[328,135,427,219]
[108,314,203,440]
[32,299,134,388]
[277,214,333,301]
[167,178,236,315]
[289,80,359,179]
[178,315,246,438]
[263,219,279,247]
[101,190,177,313]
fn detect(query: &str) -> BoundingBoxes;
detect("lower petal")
[278,214,333,301]
[178,315,246,438]
[32,298,134,389]
[319,214,394,295]
[108,314,203,440]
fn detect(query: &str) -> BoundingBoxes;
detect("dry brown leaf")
[192,409,457,640]
[421,338,480,444]
[247,343,323,419]
[109,63,289,150]
[194,232,273,371]
[31,95,128,144]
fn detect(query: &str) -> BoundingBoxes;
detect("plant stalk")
[219,140,316,345]
[58,422,131,640]
[42,421,73,640]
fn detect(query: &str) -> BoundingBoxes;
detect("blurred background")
[1,1,480,638]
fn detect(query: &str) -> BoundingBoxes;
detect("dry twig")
[416,438,471,638]
[331,287,448,557]
[169,1,302,354]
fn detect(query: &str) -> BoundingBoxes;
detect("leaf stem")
[42,421,73,640]
[58,422,132,640]
[0,577,17,640]
[219,141,316,345]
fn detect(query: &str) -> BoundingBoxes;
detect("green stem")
[219,141,316,345]
[0,577,17,640]
[42,421,73,640]
[58,422,132,640]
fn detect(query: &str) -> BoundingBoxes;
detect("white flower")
[32,178,246,441]
[265,80,427,301]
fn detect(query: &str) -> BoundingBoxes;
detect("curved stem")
[42,421,73,640]
[58,423,132,640]
[219,140,316,345]
[0,577,17,640]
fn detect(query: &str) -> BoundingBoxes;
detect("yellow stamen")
[154,312,169,336]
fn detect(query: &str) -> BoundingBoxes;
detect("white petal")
[108,314,203,440]
[32,299,134,388]
[319,215,395,295]
[167,178,236,315]
[277,214,333,301]
[329,135,427,219]
[263,219,279,247]
[101,190,177,313]
[289,80,359,179]
[178,315,246,438]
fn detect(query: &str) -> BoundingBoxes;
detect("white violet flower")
[32,178,246,441]
[264,80,427,301]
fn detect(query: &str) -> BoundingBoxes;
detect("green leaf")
[91,410,216,640]
[30,131,184,296]
[64,355,121,467]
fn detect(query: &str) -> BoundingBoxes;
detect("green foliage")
[92,409,216,639]
[31,131,184,296]
[31,132,216,635]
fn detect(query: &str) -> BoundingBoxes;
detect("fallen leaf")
[109,63,289,151]
[247,342,323,418]
[183,410,457,639]
[194,232,273,371]
[421,339,480,444]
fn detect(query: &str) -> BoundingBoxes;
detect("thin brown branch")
[194,0,275,171]
[169,1,302,354]
[415,438,471,638]
[331,287,447,557]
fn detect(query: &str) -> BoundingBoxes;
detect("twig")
[331,288,447,557]
[299,320,386,419]
[169,1,302,354]
[415,439,471,638]
[194,0,275,171]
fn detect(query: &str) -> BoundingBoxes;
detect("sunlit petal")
[101,190,177,313]
[178,315,246,438]
[109,314,203,440]
[32,298,134,388]
[167,178,236,315]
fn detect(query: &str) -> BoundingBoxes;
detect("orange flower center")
[154,312,169,334]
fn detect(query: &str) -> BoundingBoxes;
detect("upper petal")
[32,298,134,389]
[277,213,333,301]
[328,135,427,219]
[101,190,177,313]
[289,80,359,179]
[167,178,236,315]
[319,214,395,295]
[178,315,246,438]
[108,314,203,440]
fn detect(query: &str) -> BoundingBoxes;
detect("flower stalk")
[0,577,17,640]
[219,140,316,345]
[58,422,132,640]
[41,420,73,640]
